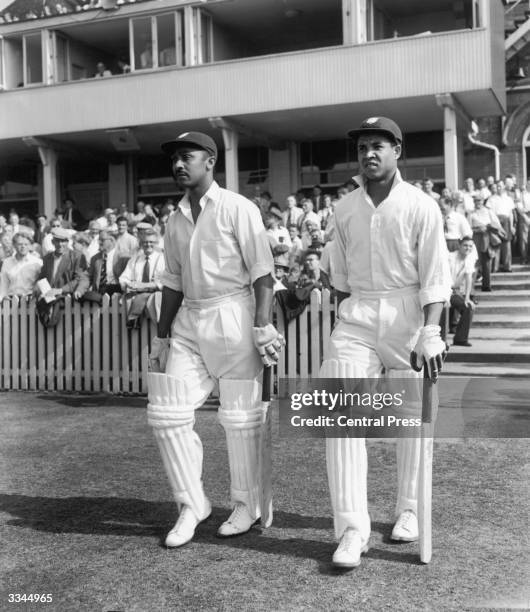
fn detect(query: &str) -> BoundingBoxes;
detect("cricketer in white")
[148,132,284,548]
[322,117,452,569]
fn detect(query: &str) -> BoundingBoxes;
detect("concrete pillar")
[220,127,239,193]
[269,144,299,206]
[37,146,59,218]
[442,103,459,191]
[342,0,368,45]
[184,6,197,66]
[108,161,127,207]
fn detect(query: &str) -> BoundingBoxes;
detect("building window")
[23,33,43,85]
[157,13,184,67]
[131,17,154,70]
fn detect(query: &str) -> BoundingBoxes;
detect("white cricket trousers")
[321,286,423,542]
[147,289,264,521]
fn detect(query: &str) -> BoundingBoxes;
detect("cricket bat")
[418,368,434,564]
[259,366,273,528]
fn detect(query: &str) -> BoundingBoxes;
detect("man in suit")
[282,194,303,229]
[35,227,89,326]
[62,198,86,231]
[84,230,129,304]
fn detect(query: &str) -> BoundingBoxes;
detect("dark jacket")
[38,249,89,295]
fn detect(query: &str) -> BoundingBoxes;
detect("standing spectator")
[282,194,303,229]
[296,249,331,293]
[8,212,20,235]
[119,229,165,328]
[84,230,129,302]
[62,198,85,230]
[106,209,118,233]
[461,178,476,215]
[489,180,515,272]
[439,197,472,252]
[35,227,89,326]
[516,179,530,264]
[318,194,334,230]
[447,236,477,346]
[34,214,49,246]
[311,185,323,211]
[132,201,147,223]
[265,210,291,269]
[0,214,8,237]
[114,216,138,258]
[470,194,502,292]
[0,232,42,300]
[476,178,491,200]
[422,177,440,201]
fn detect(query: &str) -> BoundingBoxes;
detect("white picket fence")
[0,290,335,393]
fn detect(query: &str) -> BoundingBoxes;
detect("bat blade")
[259,367,273,528]
[419,370,434,564]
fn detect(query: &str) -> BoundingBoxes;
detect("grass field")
[0,392,528,612]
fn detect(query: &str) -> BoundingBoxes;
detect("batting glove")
[410,324,448,382]
[253,324,285,367]
[149,336,170,373]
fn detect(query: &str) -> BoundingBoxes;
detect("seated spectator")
[476,178,491,200]
[85,220,102,262]
[265,210,291,264]
[117,58,131,74]
[114,215,138,258]
[72,232,92,263]
[447,236,477,346]
[0,232,42,300]
[35,227,89,327]
[0,214,8,237]
[295,250,332,297]
[0,232,14,268]
[287,224,303,267]
[42,218,69,254]
[94,62,112,78]
[282,194,303,229]
[106,209,118,233]
[439,197,472,252]
[142,204,159,226]
[132,201,147,223]
[84,230,129,304]
[117,202,134,223]
[119,230,165,328]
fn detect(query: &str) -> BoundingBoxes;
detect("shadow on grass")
[1,494,419,570]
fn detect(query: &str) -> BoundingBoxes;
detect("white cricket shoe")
[391,509,419,542]
[332,528,369,569]
[165,502,212,548]
[217,502,259,537]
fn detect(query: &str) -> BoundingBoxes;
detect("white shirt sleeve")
[417,198,452,307]
[232,198,274,284]
[330,204,349,293]
[159,217,183,292]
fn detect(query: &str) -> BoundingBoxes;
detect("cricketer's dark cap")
[161,131,218,158]
[347,116,402,144]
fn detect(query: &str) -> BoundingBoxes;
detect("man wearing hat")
[35,227,89,326]
[148,131,284,548]
[320,117,451,568]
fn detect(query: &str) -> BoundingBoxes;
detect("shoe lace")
[338,528,359,551]
[228,502,247,524]
[396,510,414,531]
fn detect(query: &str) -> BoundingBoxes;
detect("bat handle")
[262,366,272,402]
[422,368,434,424]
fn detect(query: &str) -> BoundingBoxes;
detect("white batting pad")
[147,372,209,520]
[218,379,262,519]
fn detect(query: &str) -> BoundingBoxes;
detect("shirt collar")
[353,169,404,195]
[178,181,221,214]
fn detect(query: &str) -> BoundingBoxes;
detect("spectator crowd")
[1,172,529,346]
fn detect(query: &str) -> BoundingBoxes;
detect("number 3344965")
[8,594,53,603]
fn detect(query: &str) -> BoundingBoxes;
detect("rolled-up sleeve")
[417,199,452,307]
[160,219,183,292]
[233,199,274,284]
[330,204,349,293]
